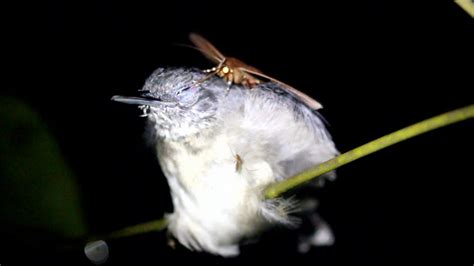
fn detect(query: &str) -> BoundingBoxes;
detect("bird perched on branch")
[112,67,338,256]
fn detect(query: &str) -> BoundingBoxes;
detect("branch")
[107,218,169,239]
[92,104,474,239]
[264,104,474,198]
[88,218,168,242]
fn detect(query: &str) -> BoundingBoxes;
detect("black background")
[2,0,473,265]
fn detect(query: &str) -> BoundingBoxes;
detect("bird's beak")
[111,95,176,107]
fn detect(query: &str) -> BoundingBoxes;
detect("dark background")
[2,0,473,265]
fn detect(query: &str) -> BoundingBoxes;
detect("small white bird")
[112,67,339,256]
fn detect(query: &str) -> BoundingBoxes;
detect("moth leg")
[225,80,232,95]
[204,66,217,73]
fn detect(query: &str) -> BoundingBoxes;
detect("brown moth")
[189,33,323,110]
[234,154,243,173]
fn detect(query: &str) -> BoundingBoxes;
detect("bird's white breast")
[157,132,274,256]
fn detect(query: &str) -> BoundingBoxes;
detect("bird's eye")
[175,85,199,106]
[175,87,190,96]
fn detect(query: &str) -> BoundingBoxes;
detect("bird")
[112,67,339,256]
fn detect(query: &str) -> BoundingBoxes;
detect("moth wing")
[189,33,226,64]
[239,67,323,110]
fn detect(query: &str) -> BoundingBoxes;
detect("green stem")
[89,218,169,241]
[264,104,474,199]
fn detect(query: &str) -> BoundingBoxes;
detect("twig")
[264,104,474,199]
[93,104,474,239]
[89,218,169,241]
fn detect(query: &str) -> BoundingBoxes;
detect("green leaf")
[0,97,87,238]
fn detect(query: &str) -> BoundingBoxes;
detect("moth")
[189,33,323,110]
[234,154,243,173]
